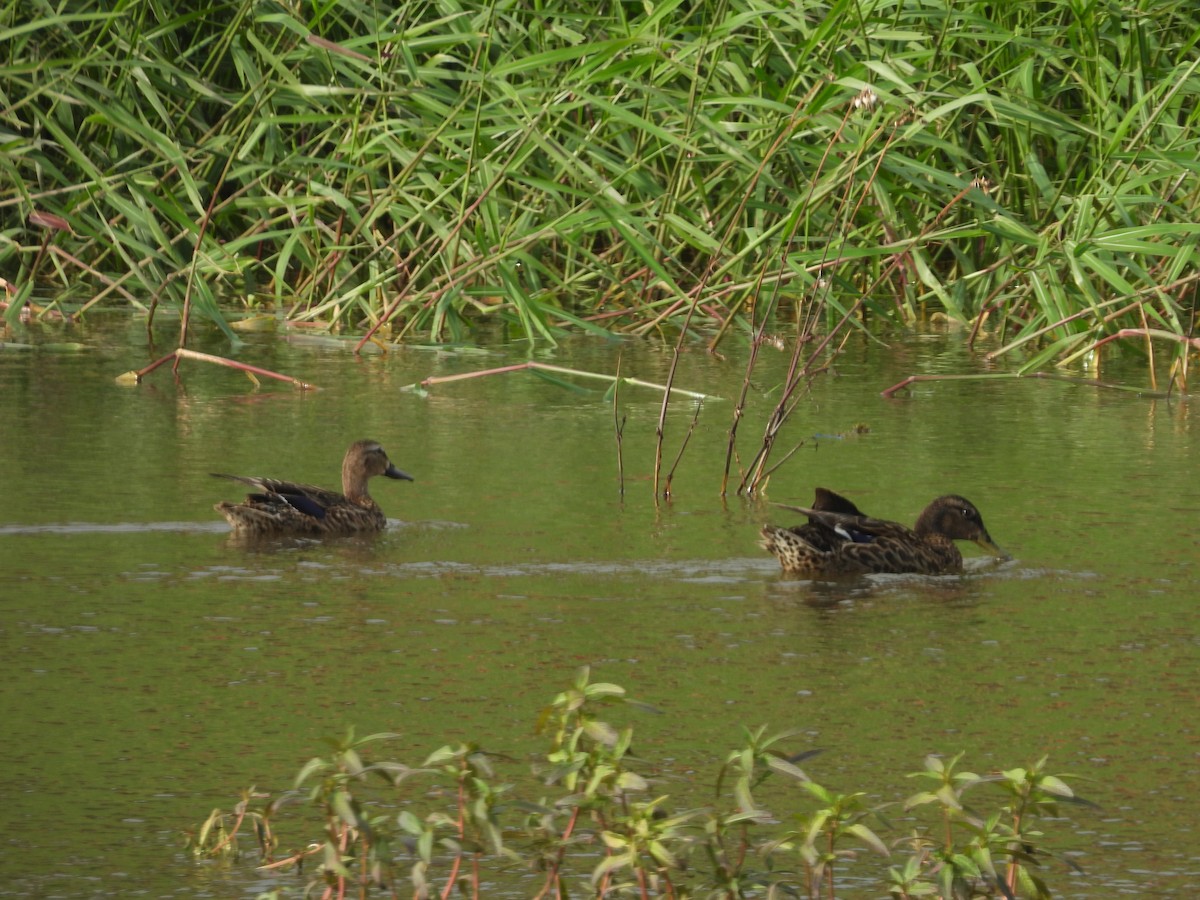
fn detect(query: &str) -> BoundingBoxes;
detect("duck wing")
[811,488,865,517]
[211,473,346,520]
[773,504,915,544]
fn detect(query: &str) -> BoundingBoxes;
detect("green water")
[0,318,1196,897]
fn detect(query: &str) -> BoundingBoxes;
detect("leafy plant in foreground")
[291,726,411,894]
[889,754,1085,899]
[405,742,519,899]
[186,785,276,861]
[533,665,657,897]
[189,673,1088,898]
[699,725,815,896]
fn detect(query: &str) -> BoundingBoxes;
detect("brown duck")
[213,439,412,536]
[761,492,1004,576]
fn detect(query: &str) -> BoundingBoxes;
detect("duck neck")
[912,508,938,537]
[342,462,370,503]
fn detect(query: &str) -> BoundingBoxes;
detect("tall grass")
[2,0,1198,379]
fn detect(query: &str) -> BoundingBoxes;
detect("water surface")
[0,319,1196,896]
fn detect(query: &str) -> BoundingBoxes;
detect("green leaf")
[332,790,359,827]
[616,771,648,792]
[648,839,678,868]
[293,757,327,788]
[733,777,757,813]
[1038,774,1074,798]
[322,840,350,877]
[582,719,619,746]
[935,784,963,809]
[397,810,422,835]
[905,790,941,810]
[951,853,981,878]
[600,830,628,850]
[422,745,461,766]
[800,781,833,804]
[341,748,364,776]
[765,754,811,782]
[846,823,890,857]
[582,682,626,700]
[591,850,633,884]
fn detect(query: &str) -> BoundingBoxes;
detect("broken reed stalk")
[722,313,767,497]
[720,84,845,491]
[744,131,984,493]
[715,91,856,496]
[757,438,809,485]
[257,843,322,872]
[652,342,681,502]
[418,361,711,399]
[176,157,231,357]
[25,211,73,303]
[879,370,1172,399]
[613,353,626,499]
[1095,328,1200,351]
[723,258,791,497]
[736,93,886,496]
[116,348,318,390]
[653,292,705,502]
[662,399,703,500]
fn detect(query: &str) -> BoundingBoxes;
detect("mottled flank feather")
[761,491,1005,576]
[213,439,413,537]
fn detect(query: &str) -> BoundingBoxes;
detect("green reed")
[3,0,1198,386]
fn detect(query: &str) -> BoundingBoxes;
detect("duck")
[761,492,1004,576]
[212,439,413,536]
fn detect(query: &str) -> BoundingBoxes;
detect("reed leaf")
[0,0,1195,383]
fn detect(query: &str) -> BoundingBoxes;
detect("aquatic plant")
[3,0,1197,390]
[189,668,1088,898]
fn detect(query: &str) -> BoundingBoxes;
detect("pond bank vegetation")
[3,0,1198,393]
[190,668,1089,899]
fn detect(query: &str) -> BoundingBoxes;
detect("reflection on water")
[0,325,1196,897]
[0,521,229,535]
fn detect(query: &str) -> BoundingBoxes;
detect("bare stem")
[614,354,626,498]
[663,399,704,500]
[118,348,318,390]
[880,370,1168,399]
[418,360,711,400]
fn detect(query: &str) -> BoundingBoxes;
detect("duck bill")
[974,531,1010,561]
[385,464,414,481]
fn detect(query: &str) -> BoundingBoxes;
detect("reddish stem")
[123,348,317,390]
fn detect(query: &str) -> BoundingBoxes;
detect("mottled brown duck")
[761,492,1004,576]
[213,439,412,536]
